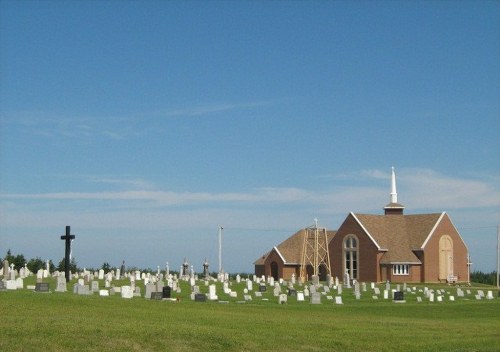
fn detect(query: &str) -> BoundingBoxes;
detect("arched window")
[343,235,358,280]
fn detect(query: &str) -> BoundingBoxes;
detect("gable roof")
[353,212,443,264]
[254,228,336,265]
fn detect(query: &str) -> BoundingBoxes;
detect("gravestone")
[144,283,156,299]
[297,292,305,302]
[335,296,343,305]
[15,277,24,289]
[60,226,76,282]
[0,281,5,291]
[121,286,134,299]
[393,291,405,303]
[151,292,163,300]
[91,281,99,293]
[312,275,319,286]
[207,285,218,300]
[374,287,380,295]
[258,285,267,292]
[162,286,171,299]
[2,259,8,278]
[76,285,91,295]
[55,276,67,292]
[195,293,207,302]
[35,282,50,292]
[310,292,321,304]
[246,280,253,291]
[6,280,17,290]
[288,288,297,297]
[99,290,110,297]
[416,297,422,303]
[279,294,287,304]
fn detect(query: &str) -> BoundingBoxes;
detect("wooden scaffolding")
[299,220,331,281]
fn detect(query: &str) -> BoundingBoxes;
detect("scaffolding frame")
[299,221,331,281]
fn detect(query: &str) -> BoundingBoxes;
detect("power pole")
[218,226,223,274]
[497,225,499,289]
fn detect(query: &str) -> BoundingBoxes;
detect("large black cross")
[60,226,75,282]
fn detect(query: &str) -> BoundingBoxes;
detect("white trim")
[351,212,381,249]
[273,246,287,264]
[421,212,446,249]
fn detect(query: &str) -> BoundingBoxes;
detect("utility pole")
[497,225,499,289]
[218,226,223,274]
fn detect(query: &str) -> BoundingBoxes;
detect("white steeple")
[390,166,397,204]
[384,166,404,215]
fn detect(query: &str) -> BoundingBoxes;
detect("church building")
[254,168,470,283]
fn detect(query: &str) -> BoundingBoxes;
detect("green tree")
[58,257,78,273]
[101,262,111,273]
[27,257,45,273]
[3,250,26,270]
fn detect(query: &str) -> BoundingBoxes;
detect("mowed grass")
[1,277,499,352]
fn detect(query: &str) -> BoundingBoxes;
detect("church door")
[439,236,453,280]
[270,261,279,280]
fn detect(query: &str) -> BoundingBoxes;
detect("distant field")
[1,277,499,352]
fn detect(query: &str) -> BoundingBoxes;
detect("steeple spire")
[390,166,398,204]
[384,166,404,215]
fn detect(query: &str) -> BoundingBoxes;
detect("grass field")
[1,276,499,352]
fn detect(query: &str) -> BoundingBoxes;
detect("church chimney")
[384,167,404,215]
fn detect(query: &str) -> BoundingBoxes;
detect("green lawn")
[1,277,499,351]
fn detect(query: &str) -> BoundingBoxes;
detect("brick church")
[254,168,470,283]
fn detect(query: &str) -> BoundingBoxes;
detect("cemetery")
[1,258,499,352]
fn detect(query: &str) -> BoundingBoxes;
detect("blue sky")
[1,1,499,273]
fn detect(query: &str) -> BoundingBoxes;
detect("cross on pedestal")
[60,226,75,282]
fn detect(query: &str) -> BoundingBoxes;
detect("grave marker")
[60,226,76,282]
[35,282,50,292]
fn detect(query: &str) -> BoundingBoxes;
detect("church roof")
[353,212,444,263]
[254,228,336,265]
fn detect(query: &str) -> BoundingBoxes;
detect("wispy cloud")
[159,100,274,118]
[0,99,277,141]
[3,169,498,213]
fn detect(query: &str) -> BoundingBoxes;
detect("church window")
[392,264,409,275]
[343,235,358,279]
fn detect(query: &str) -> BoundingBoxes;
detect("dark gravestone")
[0,281,5,291]
[60,226,76,282]
[150,292,163,300]
[393,291,404,301]
[258,285,267,292]
[288,288,297,297]
[195,293,206,302]
[35,282,50,292]
[162,286,171,299]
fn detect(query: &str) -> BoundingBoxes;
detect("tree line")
[2,249,78,274]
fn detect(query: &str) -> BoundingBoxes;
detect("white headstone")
[278,294,287,304]
[121,286,133,299]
